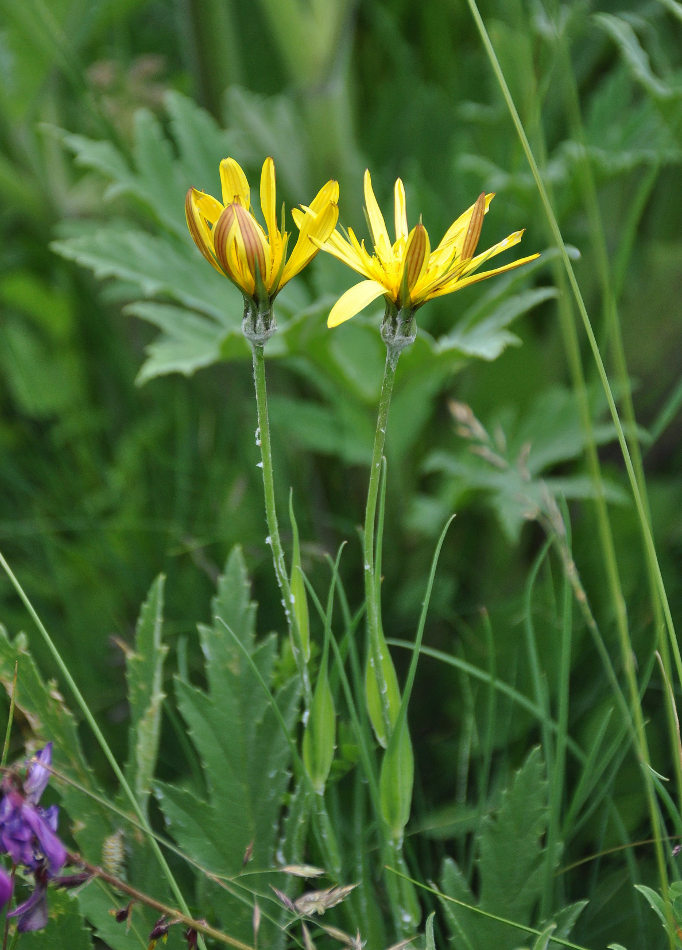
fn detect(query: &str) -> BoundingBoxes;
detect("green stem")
[250,340,311,698]
[363,345,399,739]
[362,306,416,745]
[251,342,291,610]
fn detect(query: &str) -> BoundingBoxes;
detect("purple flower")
[0,790,66,875]
[7,869,48,932]
[24,744,53,804]
[0,743,68,934]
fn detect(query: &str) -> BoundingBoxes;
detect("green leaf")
[289,495,311,662]
[379,717,414,838]
[436,286,557,362]
[124,575,168,809]
[364,632,401,748]
[50,228,237,321]
[424,911,437,950]
[302,663,335,793]
[594,14,678,101]
[125,302,246,382]
[156,548,300,945]
[634,884,669,927]
[439,749,560,950]
[165,91,241,190]
[528,923,557,950]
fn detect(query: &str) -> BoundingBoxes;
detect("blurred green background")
[0,0,681,944]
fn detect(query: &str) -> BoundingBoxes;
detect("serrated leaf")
[129,108,189,236]
[156,548,300,946]
[124,302,245,382]
[125,575,168,809]
[51,229,236,322]
[478,749,549,923]
[439,858,476,950]
[60,131,133,197]
[439,750,557,950]
[153,780,230,871]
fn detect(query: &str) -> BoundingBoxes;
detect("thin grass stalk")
[463,0,672,918]
[476,609,497,825]
[545,540,573,918]
[523,540,556,778]
[464,0,680,684]
[550,17,682,809]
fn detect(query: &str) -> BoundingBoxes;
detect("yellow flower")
[322,169,539,328]
[185,156,339,305]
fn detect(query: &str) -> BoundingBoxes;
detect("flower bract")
[185,157,339,306]
[322,169,539,327]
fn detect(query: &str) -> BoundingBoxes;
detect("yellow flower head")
[322,169,539,328]
[185,157,339,305]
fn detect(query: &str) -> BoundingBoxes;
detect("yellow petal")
[308,178,340,214]
[327,279,386,327]
[282,195,339,285]
[220,157,250,208]
[318,227,369,276]
[363,169,392,262]
[463,230,525,276]
[402,224,430,303]
[213,203,269,295]
[432,193,494,263]
[405,224,431,304]
[260,157,278,245]
[185,188,224,275]
[461,193,486,261]
[192,190,224,225]
[394,178,408,244]
[430,252,540,299]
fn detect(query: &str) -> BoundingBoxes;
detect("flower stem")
[363,343,401,744]
[250,340,310,697]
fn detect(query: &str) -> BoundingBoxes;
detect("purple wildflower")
[7,867,48,932]
[0,743,68,933]
[0,745,66,875]
[24,744,53,803]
